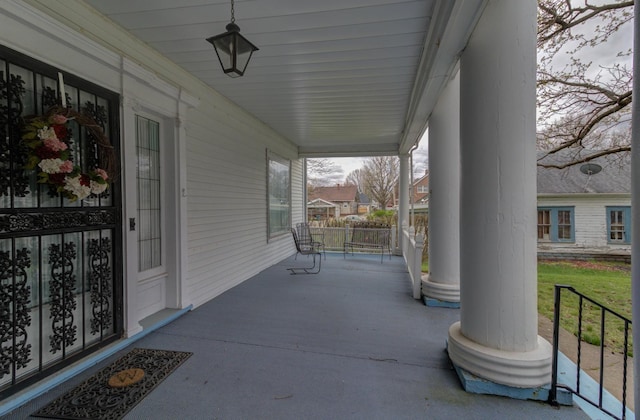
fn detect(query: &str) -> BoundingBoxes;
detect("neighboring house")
[537,151,631,260]
[308,184,359,217]
[357,192,372,215]
[413,170,430,204]
[389,170,429,211]
[307,198,339,221]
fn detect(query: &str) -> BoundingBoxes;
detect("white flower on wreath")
[90,180,108,195]
[38,158,73,174]
[64,175,91,200]
[37,126,58,141]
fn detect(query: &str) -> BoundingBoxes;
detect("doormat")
[32,348,192,420]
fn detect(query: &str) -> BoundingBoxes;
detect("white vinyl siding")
[185,101,299,306]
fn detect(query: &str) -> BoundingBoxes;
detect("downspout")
[303,158,308,223]
[631,0,640,409]
[408,142,419,228]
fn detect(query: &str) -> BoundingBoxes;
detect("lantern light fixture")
[206,0,259,78]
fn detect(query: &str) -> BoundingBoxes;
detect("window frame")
[135,115,165,277]
[537,206,575,243]
[606,206,631,244]
[267,150,291,240]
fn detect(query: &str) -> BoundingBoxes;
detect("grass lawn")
[422,259,632,355]
[537,260,632,356]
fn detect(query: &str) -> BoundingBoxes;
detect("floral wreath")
[22,106,116,202]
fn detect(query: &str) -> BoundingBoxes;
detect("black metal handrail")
[549,285,632,420]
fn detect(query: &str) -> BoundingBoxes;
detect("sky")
[315,131,429,186]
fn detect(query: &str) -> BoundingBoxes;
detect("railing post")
[550,285,632,419]
[550,285,562,405]
[622,321,629,420]
[391,224,398,255]
[344,223,350,256]
[599,309,606,409]
[413,232,424,299]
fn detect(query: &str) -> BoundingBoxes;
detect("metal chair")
[295,222,326,260]
[288,228,322,274]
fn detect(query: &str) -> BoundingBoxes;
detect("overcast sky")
[318,130,429,185]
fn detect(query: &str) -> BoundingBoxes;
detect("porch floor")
[6,254,587,419]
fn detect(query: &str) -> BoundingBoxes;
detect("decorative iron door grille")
[0,46,122,398]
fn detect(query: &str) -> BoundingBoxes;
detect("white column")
[448,0,552,388]
[631,0,640,408]
[398,154,410,252]
[423,71,460,304]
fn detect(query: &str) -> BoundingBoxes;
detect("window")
[417,185,428,193]
[136,116,162,271]
[537,207,574,242]
[267,151,290,238]
[607,206,631,244]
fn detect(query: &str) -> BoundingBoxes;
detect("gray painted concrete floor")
[5,254,588,419]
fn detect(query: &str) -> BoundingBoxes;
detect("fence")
[549,285,633,419]
[310,224,396,253]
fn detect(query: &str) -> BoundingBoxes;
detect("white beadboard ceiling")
[85,0,485,157]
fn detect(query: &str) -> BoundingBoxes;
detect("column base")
[450,362,573,405]
[447,321,552,388]
[423,297,460,308]
[422,274,460,305]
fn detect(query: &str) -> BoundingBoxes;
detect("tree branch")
[538,0,633,45]
[537,146,631,168]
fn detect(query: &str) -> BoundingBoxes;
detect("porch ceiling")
[85,0,485,157]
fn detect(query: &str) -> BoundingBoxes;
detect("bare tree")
[345,168,366,193]
[361,156,399,209]
[536,0,633,168]
[306,158,344,187]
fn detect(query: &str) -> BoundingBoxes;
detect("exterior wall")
[185,102,302,307]
[537,194,631,255]
[6,2,302,324]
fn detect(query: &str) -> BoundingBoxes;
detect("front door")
[0,46,122,398]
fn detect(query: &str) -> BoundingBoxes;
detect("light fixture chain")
[230,0,235,23]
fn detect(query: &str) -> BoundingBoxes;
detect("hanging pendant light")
[206,0,259,78]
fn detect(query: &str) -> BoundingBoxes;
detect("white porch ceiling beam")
[399,0,487,154]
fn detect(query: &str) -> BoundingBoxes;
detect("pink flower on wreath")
[94,168,109,181]
[59,160,74,173]
[49,114,68,125]
[43,137,68,152]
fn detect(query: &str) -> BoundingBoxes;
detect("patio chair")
[295,222,326,260]
[288,228,322,274]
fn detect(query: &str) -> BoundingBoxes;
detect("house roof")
[357,193,371,205]
[307,198,337,208]
[414,171,429,186]
[537,151,630,194]
[309,185,358,202]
